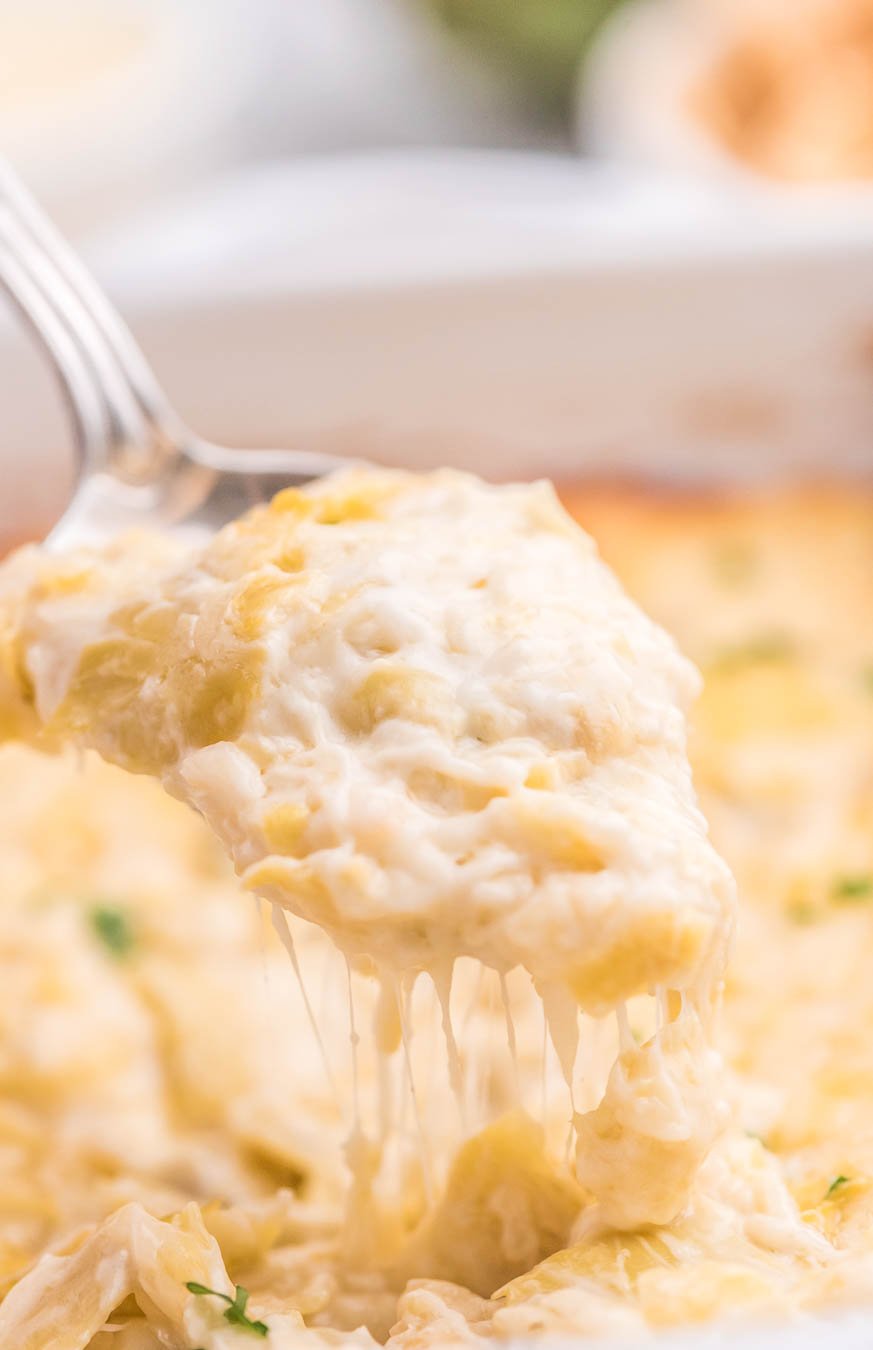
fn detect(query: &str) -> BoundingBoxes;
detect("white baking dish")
[3,151,873,543]
[1,149,872,1343]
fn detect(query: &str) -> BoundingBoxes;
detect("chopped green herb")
[825,1174,851,1200]
[186,1283,268,1337]
[711,541,757,586]
[832,875,873,903]
[710,632,796,674]
[89,905,135,958]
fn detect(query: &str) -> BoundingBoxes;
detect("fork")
[0,161,350,550]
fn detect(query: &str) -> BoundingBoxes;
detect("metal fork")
[0,161,350,549]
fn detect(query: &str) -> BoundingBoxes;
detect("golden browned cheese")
[0,478,871,1346]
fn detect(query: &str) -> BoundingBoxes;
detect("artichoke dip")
[0,468,866,1347]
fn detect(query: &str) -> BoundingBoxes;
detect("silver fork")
[0,161,350,549]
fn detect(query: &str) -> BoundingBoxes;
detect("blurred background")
[3,0,873,537]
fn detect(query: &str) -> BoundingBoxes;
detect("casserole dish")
[3,152,873,541]
[0,153,872,1345]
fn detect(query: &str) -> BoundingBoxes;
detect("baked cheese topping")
[0,481,869,1347]
[0,466,735,1232]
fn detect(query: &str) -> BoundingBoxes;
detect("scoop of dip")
[0,466,735,1226]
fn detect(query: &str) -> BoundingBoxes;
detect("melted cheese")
[2,473,865,1347]
[0,466,735,1237]
[2,470,732,1000]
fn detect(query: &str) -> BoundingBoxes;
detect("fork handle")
[0,163,352,546]
[0,159,182,487]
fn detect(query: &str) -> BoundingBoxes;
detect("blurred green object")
[425,0,629,125]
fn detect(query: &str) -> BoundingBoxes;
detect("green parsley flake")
[825,1174,851,1200]
[186,1283,269,1338]
[89,905,135,958]
[832,875,873,903]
